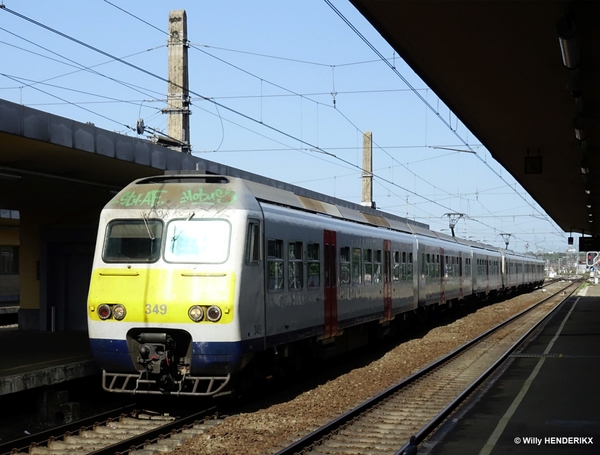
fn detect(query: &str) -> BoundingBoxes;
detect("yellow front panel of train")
[88,268,235,324]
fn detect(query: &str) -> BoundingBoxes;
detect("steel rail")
[394,280,581,455]
[273,281,579,455]
[0,404,138,455]
[0,403,219,455]
[87,406,218,455]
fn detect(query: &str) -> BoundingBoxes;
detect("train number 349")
[146,304,167,315]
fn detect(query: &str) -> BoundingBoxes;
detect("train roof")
[122,171,539,259]
[150,171,430,234]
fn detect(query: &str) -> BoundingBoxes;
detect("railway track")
[273,281,580,455]
[0,281,576,455]
[0,405,224,455]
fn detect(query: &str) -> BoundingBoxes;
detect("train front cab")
[87,175,267,396]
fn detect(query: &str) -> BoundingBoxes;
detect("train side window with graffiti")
[374,250,382,283]
[307,243,320,288]
[103,220,163,263]
[267,239,284,291]
[165,219,231,263]
[352,247,362,285]
[288,241,303,290]
[363,249,372,285]
[340,247,350,285]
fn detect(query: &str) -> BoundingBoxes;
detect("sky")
[0,0,571,254]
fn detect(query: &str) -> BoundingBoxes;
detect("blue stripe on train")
[89,337,262,375]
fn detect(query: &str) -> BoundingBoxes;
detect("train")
[87,172,545,396]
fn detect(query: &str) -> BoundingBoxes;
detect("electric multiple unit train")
[87,173,545,396]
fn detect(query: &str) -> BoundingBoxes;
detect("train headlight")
[188,305,204,322]
[206,305,222,322]
[98,304,112,320]
[113,304,127,320]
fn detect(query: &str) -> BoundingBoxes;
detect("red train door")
[323,230,338,339]
[383,240,392,322]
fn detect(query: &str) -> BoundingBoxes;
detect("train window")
[103,220,163,263]
[407,253,413,280]
[307,243,320,288]
[352,248,362,285]
[340,247,349,262]
[288,241,303,290]
[165,219,231,263]
[340,247,350,285]
[364,249,373,285]
[374,250,382,283]
[393,251,400,281]
[289,241,302,259]
[267,239,284,291]
[245,220,260,264]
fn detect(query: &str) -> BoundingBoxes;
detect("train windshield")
[103,220,163,263]
[164,219,231,263]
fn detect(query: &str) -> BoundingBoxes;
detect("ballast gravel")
[170,283,569,455]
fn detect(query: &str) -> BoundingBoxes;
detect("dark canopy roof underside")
[351,0,600,238]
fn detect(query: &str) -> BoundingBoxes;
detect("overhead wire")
[113,9,548,242]
[0,72,164,113]
[2,3,560,250]
[1,72,130,129]
[324,0,563,249]
[190,42,396,68]
[98,1,480,226]
[0,24,166,101]
[323,0,563,241]
[0,6,374,159]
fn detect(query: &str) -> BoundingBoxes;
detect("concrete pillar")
[167,10,191,153]
[361,131,375,209]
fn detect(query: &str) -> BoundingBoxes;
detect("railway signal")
[586,251,598,266]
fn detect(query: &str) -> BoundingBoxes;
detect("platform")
[421,282,600,454]
[0,329,97,396]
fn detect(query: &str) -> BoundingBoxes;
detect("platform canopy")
[350,0,600,239]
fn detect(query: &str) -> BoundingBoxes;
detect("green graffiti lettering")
[113,190,167,207]
[180,188,237,205]
[113,188,236,207]
[141,190,167,206]
[113,191,142,207]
